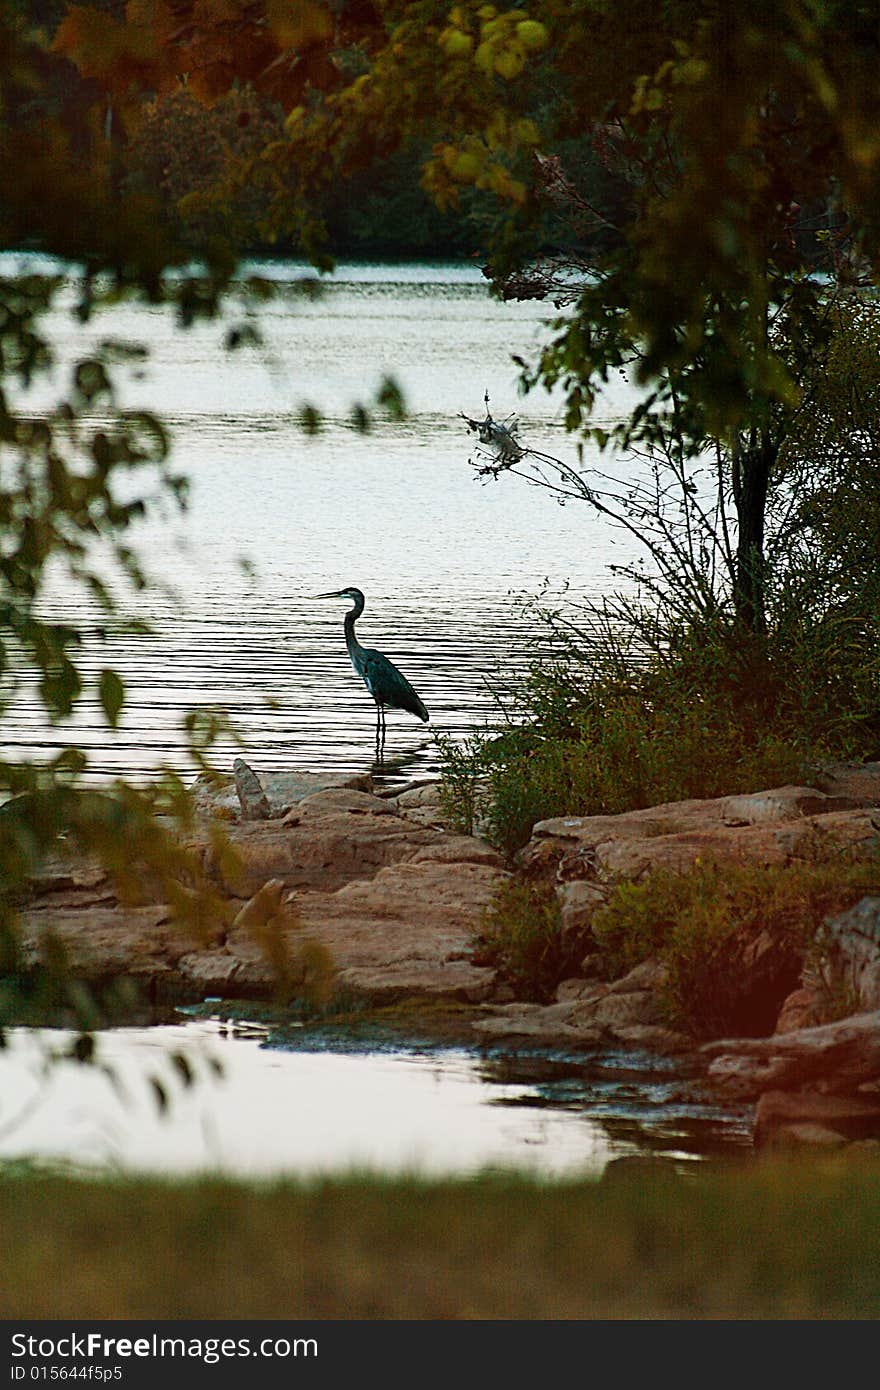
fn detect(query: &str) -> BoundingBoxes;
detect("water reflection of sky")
[2,260,648,783]
[0,1021,750,1180]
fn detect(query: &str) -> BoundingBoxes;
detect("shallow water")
[0,259,728,1179]
[0,1018,752,1180]
[1,256,645,788]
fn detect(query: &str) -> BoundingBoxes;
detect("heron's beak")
[311,590,343,599]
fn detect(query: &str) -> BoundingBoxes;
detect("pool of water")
[0,1017,752,1180]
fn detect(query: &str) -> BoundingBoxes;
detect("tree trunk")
[731,431,778,633]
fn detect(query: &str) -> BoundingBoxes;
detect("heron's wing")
[361,648,429,721]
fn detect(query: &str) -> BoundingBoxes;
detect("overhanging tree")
[276,0,880,635]
[0,1,351,1018]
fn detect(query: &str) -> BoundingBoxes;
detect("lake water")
[2,256,644,787]
[0,1017,751,1180]
[2,259,732,1181]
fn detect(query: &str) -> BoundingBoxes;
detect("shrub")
[591,846,880,1037]
[473,879,582,1002]
[439,568,879,857]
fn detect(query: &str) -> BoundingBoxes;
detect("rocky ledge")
[13,758,880,1153]
[17,763,506,1007]
[481,765,880,1152]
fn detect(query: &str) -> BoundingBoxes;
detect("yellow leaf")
[673,57,709,85]
[439,27,474,57]
[515,19,548,52]
[494,45,525,80]
[485,109,508,149]
[512,116,540,146]
[450,150,483,181]
[266,0,333,49]
[474,39,494,71]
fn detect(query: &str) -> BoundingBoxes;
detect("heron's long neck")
[344,595,365,658]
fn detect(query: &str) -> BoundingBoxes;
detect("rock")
[233,758,271,820]
[702,1010,880,1098]
[721,787,862,824]
[522,785,880,884]
[817,896,880,1014]
[175,948,276,997]
[555,976,598,1003]
[595,813,878,882]
[588,990,662,1028]
[18,761,880,1043]
[280,857,505,1003]
[262,769,372,816]
[394,780,442,809]
[555,980,610,1007]
[201,810,440,896]
[775,987,821,1034]
[190,772,241,821]
[556,880,606,938]
[810,760,880,804]
[192,766,375,823]
[608,1024,693,1054]
[469,962,669,1046]
[754,1089,880,1148]
[471,1001,597,1044]
[25,858,110,898]
[606,958,668,994]
[16,763,510,1011]
[16,904,194,985]
[409,837,505,868]
[295,788,396,819]
[393,780,451,829]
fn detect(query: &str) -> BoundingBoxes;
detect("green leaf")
[376,376,406,421]
[150,1077,169,1115]
[299,404,323,435]
[350,403,371,433]
[70,1033,95,1065]
[99,669,125,728]
[170,1051,195,1088]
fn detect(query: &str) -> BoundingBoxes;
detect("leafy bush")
[591,847,880,1037]
[440,559,879,858]
[473,879,581,1002]
[471,820,880,1033]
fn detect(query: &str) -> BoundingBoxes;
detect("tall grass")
[591,847,880,1037]
[3,1162,880,1319]
[440,580,880,857]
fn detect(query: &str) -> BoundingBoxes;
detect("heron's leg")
[375,704,381,762]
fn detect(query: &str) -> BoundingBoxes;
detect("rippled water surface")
[3,257,645,787]
[0,1018,752,1179]
[1,260,727,1180]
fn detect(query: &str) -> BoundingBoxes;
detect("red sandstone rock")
[702,1010,880,1097]
[16,785,507,1008]
[774,987,821,1034]
[754,1088,880,1147]
[523,785,880,884]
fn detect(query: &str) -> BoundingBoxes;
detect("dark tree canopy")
[3,0,880,1012]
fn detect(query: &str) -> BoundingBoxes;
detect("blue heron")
[314,586,429,758]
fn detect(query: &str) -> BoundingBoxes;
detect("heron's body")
[315,586,429,757]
